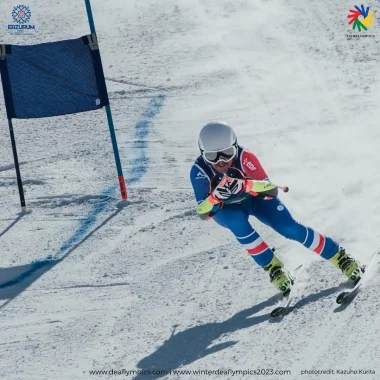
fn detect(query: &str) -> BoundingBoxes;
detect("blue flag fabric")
[0,35,109,119]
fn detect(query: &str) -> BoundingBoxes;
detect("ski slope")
[1,0,380,379]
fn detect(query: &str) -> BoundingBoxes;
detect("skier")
[190,121,364,296]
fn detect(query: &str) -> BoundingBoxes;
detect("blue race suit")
[190,145,339,267]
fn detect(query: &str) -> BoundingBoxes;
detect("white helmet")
[198,121,238,164]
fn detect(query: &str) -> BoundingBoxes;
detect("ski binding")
[270,264,304,318]
[336,251,380,305]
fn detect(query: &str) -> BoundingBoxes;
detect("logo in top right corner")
[347,4,376,38]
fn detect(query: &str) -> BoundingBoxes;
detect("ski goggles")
[202,145,237,164]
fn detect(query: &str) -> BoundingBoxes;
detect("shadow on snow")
[0,202,127,310]
[133,295,278,380]
[133,284,345,379]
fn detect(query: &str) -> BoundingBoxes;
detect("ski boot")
[329,247,365,284]
[264,255,293,296]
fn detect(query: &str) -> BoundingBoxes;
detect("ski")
[336,250,380,305]
[270,264,304,318]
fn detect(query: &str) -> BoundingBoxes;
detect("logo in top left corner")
[8,5,36,35]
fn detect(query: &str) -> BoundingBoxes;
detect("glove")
[209,171,246,203]
[226,167,278,199]
[196,200,220,220]
[196,168,279,221]
[196,170,246,220]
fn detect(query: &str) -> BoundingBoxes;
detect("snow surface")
[1,0,380,379]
